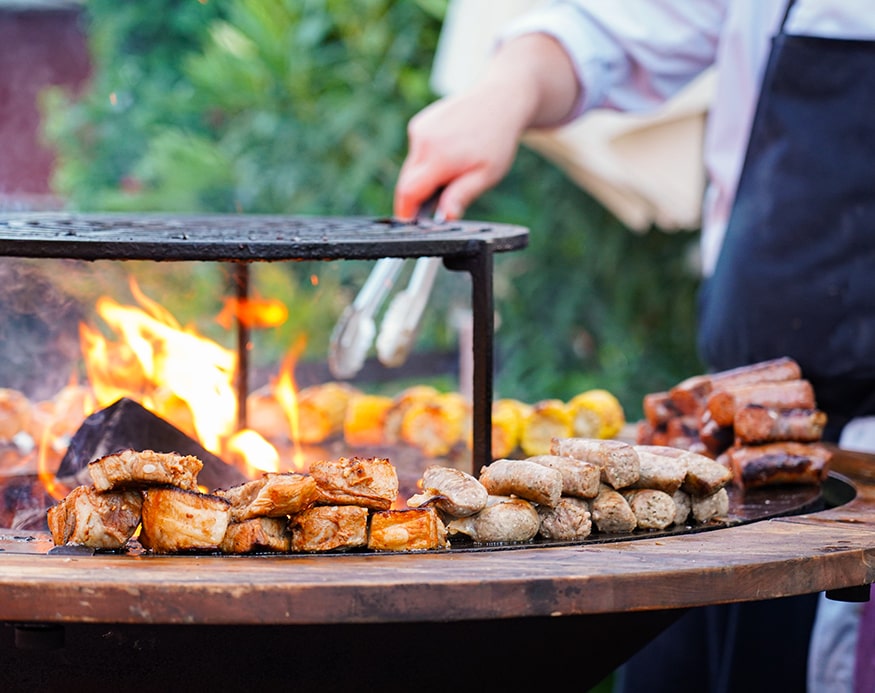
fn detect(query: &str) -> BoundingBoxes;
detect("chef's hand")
[393,33,582,221]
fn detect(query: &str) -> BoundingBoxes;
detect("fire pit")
[0,211,529,471]
[2,214,875,690]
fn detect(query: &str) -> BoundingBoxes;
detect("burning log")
[55,398,246,491]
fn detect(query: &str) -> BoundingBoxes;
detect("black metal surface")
[0,212,529,261]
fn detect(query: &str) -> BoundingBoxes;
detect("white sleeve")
[501,0,727,119]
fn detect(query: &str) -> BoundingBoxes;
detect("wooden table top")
[2,446,874,626]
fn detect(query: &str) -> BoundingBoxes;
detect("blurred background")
[0,0,706,421]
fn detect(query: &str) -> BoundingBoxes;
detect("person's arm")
[393,33,580,221]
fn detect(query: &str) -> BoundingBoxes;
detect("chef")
[393,1,875,691]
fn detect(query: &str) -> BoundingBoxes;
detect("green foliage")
[42,0,703,418]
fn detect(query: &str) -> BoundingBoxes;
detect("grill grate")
[0,212,528,262]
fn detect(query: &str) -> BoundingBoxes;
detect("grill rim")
[0,211,529,262]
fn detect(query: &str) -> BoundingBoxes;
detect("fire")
[271,336,308,472]
[76,278,307,477]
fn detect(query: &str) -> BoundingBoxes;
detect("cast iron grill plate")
[0,212,529,262]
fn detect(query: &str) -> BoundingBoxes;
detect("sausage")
[550,437,640,490]
[669,357,802,416]
[720,441,833,489]
[690,487,730,523]
[705,379,816,428]
[526,454,600,499]
[407,465,489,518]
[621,488,677,530]
[699,409,735,456]
[537,496,593,540]
[478,458,563,507]
[590,484,637,533]
[446,496,540,543]
[733,405,828,445]
[630,447,688,494]
[643,391,682,425]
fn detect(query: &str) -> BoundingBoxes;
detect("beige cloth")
[430,0,714,233]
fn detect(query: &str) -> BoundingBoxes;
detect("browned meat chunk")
[88,449,202,492]
[215,472,319,522]
[733,405,828,445]
[537,497,592,541]
[290,505,369,552]
[220,517,291,554]
[47,485,142,550]
[139,486,231,553]
[526,454,600,498]
[310,456,398,510]
[367,507,449,551]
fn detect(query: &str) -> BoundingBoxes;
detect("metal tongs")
[328,192,444,379]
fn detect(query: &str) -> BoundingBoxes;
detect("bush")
[42,0,703,419]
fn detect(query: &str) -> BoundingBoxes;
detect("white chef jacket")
[502,0,875,277]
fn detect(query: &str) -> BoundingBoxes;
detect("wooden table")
[2,447,874,690]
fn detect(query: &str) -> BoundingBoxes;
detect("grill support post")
[446,248,494,471]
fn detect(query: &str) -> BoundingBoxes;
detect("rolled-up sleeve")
[501,0,726,119]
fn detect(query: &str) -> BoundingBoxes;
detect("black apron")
[620,7,875,693]
[697,2,875,439]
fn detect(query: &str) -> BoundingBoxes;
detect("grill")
[1,214,874,691]
[0,211,529,470]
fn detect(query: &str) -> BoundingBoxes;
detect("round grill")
[0,211,529,261]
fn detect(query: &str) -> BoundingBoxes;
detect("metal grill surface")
[0,212,529,261]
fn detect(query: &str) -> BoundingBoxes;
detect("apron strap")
[780,0,797,29]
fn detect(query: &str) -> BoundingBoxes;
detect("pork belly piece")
[590,484,637,534]
[691,487,730,523]
[88,448,202,492]
[139,486,231,553]
[290,505,369,552]
[550,437,640,490]
[47,484,142,550]
[621,489,677,530]
[215,472,319,522]
[407,465,488,518]
[446,496,540,543]
[309,456,398,510]
[220,517,291,554]
[537,496,592,541]
[526,454,601,499]
[368,507,449,551]
[478,458,563,507]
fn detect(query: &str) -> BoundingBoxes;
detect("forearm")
[479,32,582,132]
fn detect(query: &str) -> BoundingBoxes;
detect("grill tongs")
[328,194,444,379]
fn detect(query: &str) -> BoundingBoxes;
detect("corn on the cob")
[343,393,394,447]
[400,391,470,458]
[246,388,290,441]
[297,381,360,444]
[519,398,573,457]
[567,389,625,439]
[489,398,530,459]
[384,384,440,444]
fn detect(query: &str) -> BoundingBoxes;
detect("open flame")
[75,277,306,479]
